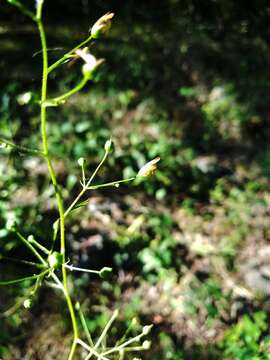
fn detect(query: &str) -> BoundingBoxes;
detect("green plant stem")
[0,256,45,268]
[64,149,110,218]
[95,310,119,349]
[15,231,46,265]
[28,237,50,254]
[48,35,93,74]
[102,332,145,356]
[36,3,79,359]
[53,155,126,251]
[47,76,89,105]
[65,264,101,274]
[0,137,43,156]
[6,0,36,20]
[85,310,119,360]
[0,269,50,286]
[76,302,94,347]
[76,339,109,360]
[86,177,135,190]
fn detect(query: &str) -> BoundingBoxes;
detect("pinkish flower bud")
[91,12,114,39]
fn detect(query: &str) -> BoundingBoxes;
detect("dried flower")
[91,12,114,38]
[137,157,160,177]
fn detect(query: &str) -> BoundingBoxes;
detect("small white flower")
[23,299,32,309]
[75,48,104,78]
[17,92,32,105]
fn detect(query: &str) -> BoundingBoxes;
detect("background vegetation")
[1,0,270,358]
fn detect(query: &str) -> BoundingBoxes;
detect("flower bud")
[77,157,85,167]
[6,217,16,231]
[23,298,32,309]
[131,317,138,327]
[142,340,151,350]
[137,157,160,177]
[17,91,32,105]
[104,138,112,152]
[142,324,153,335]
[91,12,114,39]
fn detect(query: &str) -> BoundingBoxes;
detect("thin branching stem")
[76,302,94,347]
[0,269,50,286]
[86,177,135,190]
[65,264,100,274]
[0,256,45,268]
[0,137,43,156]
[76,339,109,360]
[64,149,109,218]
[36,2,79,359]
[46,76,89,105]
[48,35,93,74]
[15,231,46,265]
[102,333,145,356]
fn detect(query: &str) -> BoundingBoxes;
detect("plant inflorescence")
[0,1,157,358]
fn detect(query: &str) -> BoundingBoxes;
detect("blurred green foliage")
[221,312,270,360]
